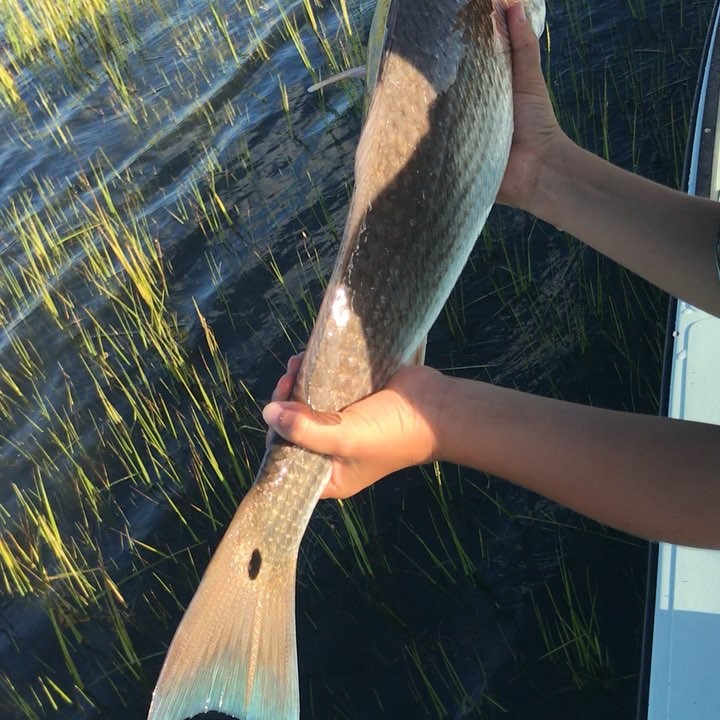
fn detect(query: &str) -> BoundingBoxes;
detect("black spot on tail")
[248,548,262,580]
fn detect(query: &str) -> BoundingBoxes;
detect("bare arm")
[262,3,720,549]
[432,373,720,548]
[264,363,720,548]
[526,136,720,316]
[500,2,720,316]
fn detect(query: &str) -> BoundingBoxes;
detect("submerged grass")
[0,147,261,716]
[0,0,710,716]
[532,551,611,689]
[0,0,368,714]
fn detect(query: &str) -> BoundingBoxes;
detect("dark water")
[0,0,714,718]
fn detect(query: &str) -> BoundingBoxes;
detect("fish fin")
[491,7,511,54]
[408,336,427,367]
[499,0,546,39]
[523,0,547,38]
[492,0,545,52]
[364,0,396,113]
[307,65,366,93]
[147,491,299,720]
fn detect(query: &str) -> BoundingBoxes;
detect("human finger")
[270,353,304,402]
[267,353,304,447]
[507,1,543,89]
[262,401,345,458]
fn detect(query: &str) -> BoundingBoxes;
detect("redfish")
[148,1,545,717]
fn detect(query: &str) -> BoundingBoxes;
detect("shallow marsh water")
[0,0,714,718]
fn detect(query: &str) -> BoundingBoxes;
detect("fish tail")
[147,488,300,720]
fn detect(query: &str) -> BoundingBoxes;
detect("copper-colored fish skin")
[148,2,546,718]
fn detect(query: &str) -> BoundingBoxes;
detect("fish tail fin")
[147,493,300,720]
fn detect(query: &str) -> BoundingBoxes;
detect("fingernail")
[516,1,526,21]
[262,403,282,427]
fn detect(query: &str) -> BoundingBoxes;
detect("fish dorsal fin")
[307,0,397,119]
[363,0,396,114]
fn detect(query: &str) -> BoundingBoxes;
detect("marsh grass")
[405,638,509,718]
[0,0,370,713]
[0,137,261,717]
[532,552,612,689]
[0,0,145,114]
[0,0,711,716]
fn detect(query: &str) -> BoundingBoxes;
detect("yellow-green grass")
[532,551,612,689]
[0,0,368,714]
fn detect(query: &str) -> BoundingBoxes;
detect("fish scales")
[147,1,546,719]
[296,1,521,412]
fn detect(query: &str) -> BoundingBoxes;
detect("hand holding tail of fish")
[264,357,443,500]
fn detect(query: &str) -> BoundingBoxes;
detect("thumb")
[507,2,543,83]
[262,401,344,456]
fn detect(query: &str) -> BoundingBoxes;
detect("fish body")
[147,1,545,718]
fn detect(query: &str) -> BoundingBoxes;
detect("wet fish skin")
[147,1,545,719]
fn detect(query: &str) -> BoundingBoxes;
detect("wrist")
[420,372,486,466]
[518,130,580,220]
[399,367,452,465]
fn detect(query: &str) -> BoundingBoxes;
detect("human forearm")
[498,6,720,314]
[523,133,720,316]
[265,362,720,547]
[430,372,720,548]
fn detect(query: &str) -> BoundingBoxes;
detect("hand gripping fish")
[148,1,545,718]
